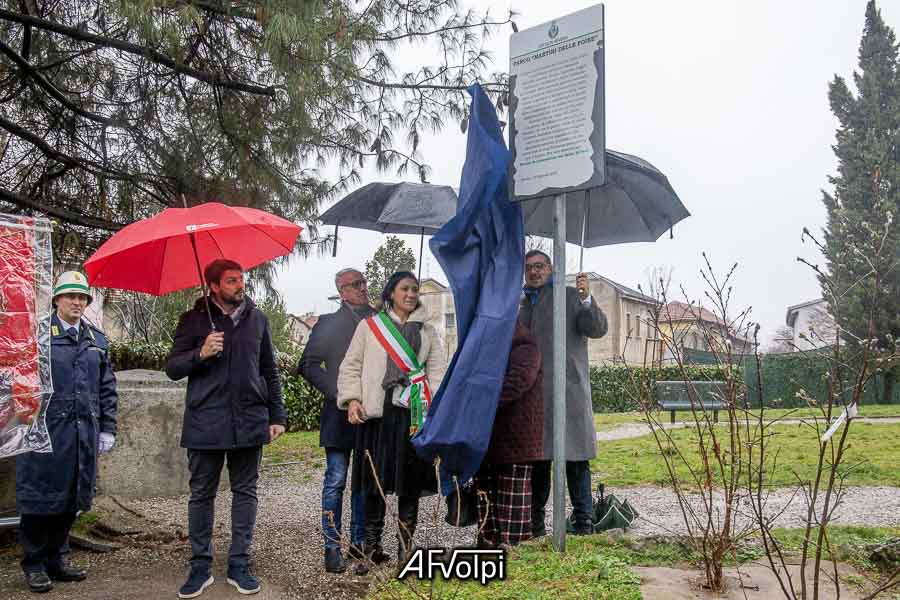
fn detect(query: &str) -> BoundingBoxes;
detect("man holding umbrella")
[166,259,286,598]
[519,250,607,537]
[16,271,118,594]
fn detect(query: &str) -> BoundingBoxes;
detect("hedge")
[281,374,323,432]
[109,341,169,371]
[589,351,900,412]
[744,350,900,408]
[590,364,734,413]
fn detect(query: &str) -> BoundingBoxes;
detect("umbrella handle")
[180,193,216,332]
[332,225,339,257]
[579,191,590,273]
[418,227,424,280]
[188,230,216,332]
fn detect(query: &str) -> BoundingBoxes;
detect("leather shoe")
[25,571,53,593]
[324,548,347,574]
[48,564,87,582]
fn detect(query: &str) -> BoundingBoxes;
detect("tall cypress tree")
[821,1,900,401]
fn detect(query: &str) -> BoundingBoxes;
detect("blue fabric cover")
[412,84,524,494]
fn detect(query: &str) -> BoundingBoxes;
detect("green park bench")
[655,380,728,424]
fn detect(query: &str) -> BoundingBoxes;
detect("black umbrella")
[521,150,690,269]
[319,182,458,278]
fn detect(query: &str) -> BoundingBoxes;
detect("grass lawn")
[371,536,642,599]
[594,404,900,432]
[769,525,900,571]
[369,526,900,599]
[262,430,323,465]
[592,421,900,487]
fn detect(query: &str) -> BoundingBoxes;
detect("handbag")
[444,485,479,527]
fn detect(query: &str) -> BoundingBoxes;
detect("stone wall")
[0,369,191,517]
[0,455,14,518]
[96,369,188,499]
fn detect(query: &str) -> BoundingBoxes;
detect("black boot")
[532,507,547,538]
[324,548,347,574]
[396,496,419,565]
[353,495,389,575]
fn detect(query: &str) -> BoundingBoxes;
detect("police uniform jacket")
[16,314,118,514]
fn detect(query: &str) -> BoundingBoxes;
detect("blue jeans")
[322,449,365,550]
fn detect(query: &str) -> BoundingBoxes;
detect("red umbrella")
[85,201,301,303]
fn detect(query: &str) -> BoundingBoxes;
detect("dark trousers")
[19,512,77,574]
[531,460,593,531]
[187,447,262,569]
[364,492,419,554]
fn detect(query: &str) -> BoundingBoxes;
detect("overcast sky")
[277,0,900,343]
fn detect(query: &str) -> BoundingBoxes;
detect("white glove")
[99,432,116,454]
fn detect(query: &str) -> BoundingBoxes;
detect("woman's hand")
[348,400,367,425]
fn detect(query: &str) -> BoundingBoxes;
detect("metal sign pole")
[552,192,567,552]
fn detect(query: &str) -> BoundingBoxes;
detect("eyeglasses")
[525,262,550,272]
[340,279,367,291]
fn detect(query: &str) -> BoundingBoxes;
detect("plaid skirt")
[472,463,533,547]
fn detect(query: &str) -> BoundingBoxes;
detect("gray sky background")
[277,0,900,344]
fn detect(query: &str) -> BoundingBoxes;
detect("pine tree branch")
[0,9,277,97]
[354,73,504,92]
[0,39,119,126]
[0,114,162,193]
[366,18,514,43]
[177,0,257,21]
[0,186,123,230]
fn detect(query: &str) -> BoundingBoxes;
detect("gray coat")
[520,285,607,461]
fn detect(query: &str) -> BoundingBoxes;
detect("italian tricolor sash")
[365,311,432,435]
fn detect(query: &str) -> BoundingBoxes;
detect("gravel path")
[2,458,898,599]
[619,485,900,537]
[597,416,900,441]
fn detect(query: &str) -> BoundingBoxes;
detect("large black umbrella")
[521,150,690,268]
[319,182,458,277]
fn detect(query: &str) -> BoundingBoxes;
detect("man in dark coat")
[519,250,608,536]
[16,271,118,593]
[296,267,373,574]
[473,321,543,548]
[166,259,286,599]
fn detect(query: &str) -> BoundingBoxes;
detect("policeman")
[15,271,118,594]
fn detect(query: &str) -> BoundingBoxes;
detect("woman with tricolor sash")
[337,271,446,573]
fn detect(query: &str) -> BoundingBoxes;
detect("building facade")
[785,299,837,351]
[656,301,755,362]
